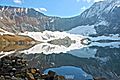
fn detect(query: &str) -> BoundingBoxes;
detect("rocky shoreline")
[0,56,108,80]
[0,56,65,80]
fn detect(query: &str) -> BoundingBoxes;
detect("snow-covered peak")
[81,0,120,18]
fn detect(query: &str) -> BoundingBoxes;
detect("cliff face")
[0,6,48,33]
[0,6,78,33]
[76,0,120,35]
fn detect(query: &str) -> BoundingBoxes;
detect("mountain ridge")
[77,0,120,35]
[0,0,120,35]
[0,5,79,33]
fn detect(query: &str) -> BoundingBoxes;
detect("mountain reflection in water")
[0,44,35,58]
[0,41,120,80]
[44,66,93,80]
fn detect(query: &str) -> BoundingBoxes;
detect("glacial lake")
[0,39,120,80]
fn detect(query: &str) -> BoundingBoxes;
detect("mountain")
[75,0,120,35]
[0,28,36,45]
[47,36,75,47]
[0,6,79,33]
[0,0,120,35]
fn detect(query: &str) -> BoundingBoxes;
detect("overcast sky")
[0,0,104,17]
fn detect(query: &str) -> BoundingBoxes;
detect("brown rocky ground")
[0,34,36,44]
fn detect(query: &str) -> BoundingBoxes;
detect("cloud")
[34,8,47,12]
[13,0,23,4]
[76,0,80,2]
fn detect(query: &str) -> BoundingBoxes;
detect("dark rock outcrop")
[0,56,65,80]
[48,36,75,47]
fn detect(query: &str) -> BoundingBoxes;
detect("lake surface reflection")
[0,41,120,80]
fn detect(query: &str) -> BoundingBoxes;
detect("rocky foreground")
[0,56,65,80]
[0,34,36,45]
[0,56,108,80]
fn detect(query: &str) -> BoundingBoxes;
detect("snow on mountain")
[1,0,120,35]
[81,0,120,18]
[68,25,96,36]
[17,31,89,54]
[19,31,85,42]
[89,42,120,48]
[89,35,120,41]
[34,8,47,12]
[78,0,120,34]
[5,30,119,55]
[0,28,14,35]
[0,51,16,58]
[1,28,120,57]
[95,21,109,26]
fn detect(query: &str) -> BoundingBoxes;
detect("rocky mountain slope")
[0,28,36,44]
[0,0,120,35]
[0,6,78,33]
[0,34,35,44]
[75,0,120,35]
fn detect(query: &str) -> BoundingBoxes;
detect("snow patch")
[19,31,84,42]
[0,51,16,58]
[89,42,120,48]
[34,8,47,12]
[117,4,120,7]
[95,21,109,26]
[89,35,120,41]
[50,19,54,23]
[68,25,96,36]
[0,28,14,35]
[19,31,87,54]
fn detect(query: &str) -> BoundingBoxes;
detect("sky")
[0,0,104,17]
